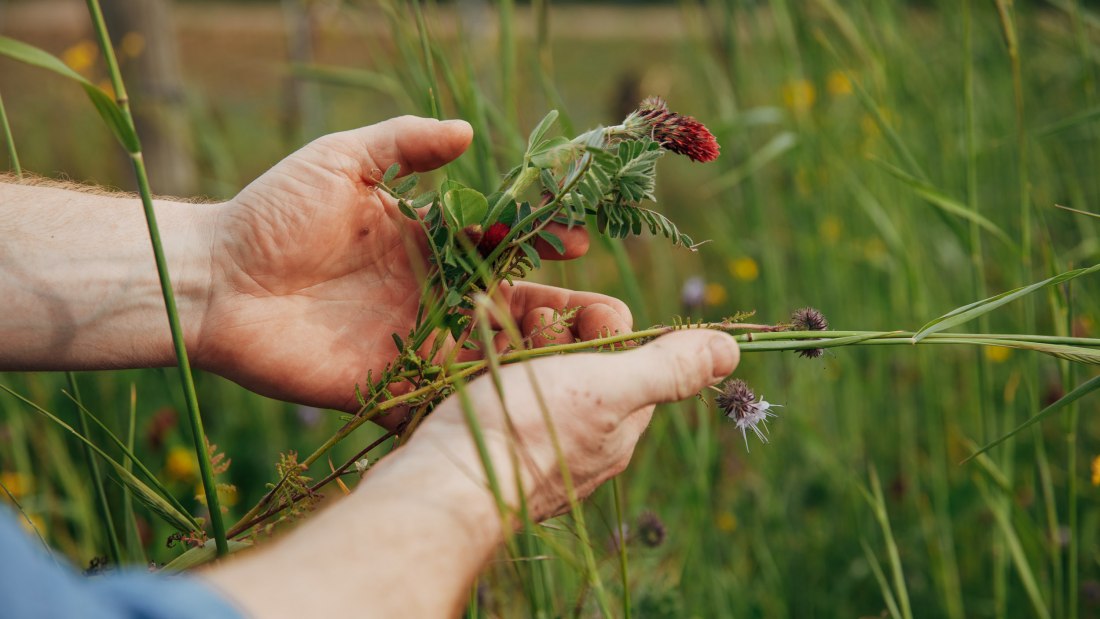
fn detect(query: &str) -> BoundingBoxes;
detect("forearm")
[0,180,216,371]
[205,441,506,618]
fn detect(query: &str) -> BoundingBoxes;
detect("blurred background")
[2,0,1099,617]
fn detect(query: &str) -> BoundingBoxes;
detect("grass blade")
[913,263,1100,342]
[860,538,903,619]
[0,90,20,176]
[870,157,1014,248]
[964,375,1100,461]
[0,384,200,533]
[66,373,122,566]
[977,482,1052,619]
[0,36,138,153]
[161,538,252,572]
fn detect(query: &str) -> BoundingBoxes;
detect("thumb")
[319,115,474,181]
[561,330,739,415]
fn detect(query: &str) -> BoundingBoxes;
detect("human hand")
[191,116,631,419]
[405,330,740,521]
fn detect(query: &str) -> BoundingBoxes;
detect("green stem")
[84,0,227,556]
[0,90,21,178]
[66,373,122,566]
[612,477,632,619]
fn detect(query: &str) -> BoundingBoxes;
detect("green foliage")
[4,1,1100,616]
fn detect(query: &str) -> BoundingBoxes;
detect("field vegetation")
[2,1,1099,617]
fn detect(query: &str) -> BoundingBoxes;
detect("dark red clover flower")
[627,97,720,163]
[477,222,512,256]
[790,307,828,359]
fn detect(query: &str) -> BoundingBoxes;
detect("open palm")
[193,116,630,419]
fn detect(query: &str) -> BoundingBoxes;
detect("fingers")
[316,116,474,182]
[561,330,739,415]
[522,308,577,347]
[534,223,589,260]
[492,282,633,332]
[574,303,630,341]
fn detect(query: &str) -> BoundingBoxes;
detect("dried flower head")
[716,378,778,449]
[790,306,828,359]
[636,511,667,548]
[625,97,720,163]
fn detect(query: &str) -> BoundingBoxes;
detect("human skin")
[0,117,632,426]
[0,116,741,617]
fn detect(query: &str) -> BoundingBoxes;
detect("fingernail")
[708,335,738,379]
[442,119,471,130]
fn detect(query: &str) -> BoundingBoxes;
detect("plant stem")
[612,477,632,619]
[0,90,21,178]
[66,373,122,566]
[84,0,227,556]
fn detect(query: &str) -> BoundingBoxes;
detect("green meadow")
[2,1,1099,617]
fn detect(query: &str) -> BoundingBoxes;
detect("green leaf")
[410,190,437,209]
[444,187,489,228]
[382,162,401,185]
[0,36,139,153]
[161,538,253,572]
[529,137,576,168]
[913,263,1100,342]
[536,230,565,255]
[518,241,542,270]
[965,375,1100,462]
[391,333,404,353]
[526,109,560,153]
[393,174,419,195]
[446,289,464,308]
[396,200,417,220]
[872,158,1014,249]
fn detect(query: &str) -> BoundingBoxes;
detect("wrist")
[358,439,508,552]
[162,199,219,366]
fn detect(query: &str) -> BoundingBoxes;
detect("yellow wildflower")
[0,471,33,500]
[716,511,737,532]
[120,32,145,59]
[863,238,887,263]
[781,79,816,113]
[860,114,881,140]
[820,215,842,245]
[62,40,97,73]
[984,346,1013,363]
[704,283,727,307]
[826,70,853,97]
[1092,456,1100,486]
[165,446,198,482]
[728,257,760,282]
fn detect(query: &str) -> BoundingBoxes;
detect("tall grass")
[1,1,1099,617]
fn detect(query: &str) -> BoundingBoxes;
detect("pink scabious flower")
[715,378,778,449]
[626,97,720,163]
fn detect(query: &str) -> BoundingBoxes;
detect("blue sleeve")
[0,508,244,619]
